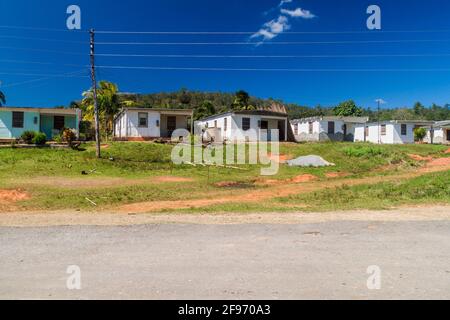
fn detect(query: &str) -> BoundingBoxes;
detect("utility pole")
[90,29,101,158]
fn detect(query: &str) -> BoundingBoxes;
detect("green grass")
[276,170,450,211]
[0,141,448,211]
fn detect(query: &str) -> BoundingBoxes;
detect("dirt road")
[1,213,450,299]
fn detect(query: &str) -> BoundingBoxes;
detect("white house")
[290,116,369,142]
[197,110,290,142]
[354,120,435,144]
[114,108,193,140]
[425,121,450,144]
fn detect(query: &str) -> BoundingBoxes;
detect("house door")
[167,116,177,137]
[278,120,286,141]
[447,129,450,141]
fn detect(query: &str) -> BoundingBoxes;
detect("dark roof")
[200,110,288,122]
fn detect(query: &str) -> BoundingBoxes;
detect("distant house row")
[291,116,450,144]
[1,107,449,145]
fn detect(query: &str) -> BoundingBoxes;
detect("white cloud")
[281,7,315,19]
[279,0,293,7]
[252,3,316,42]
[251,15,291,40]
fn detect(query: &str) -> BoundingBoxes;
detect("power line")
[0,59,88,67]
[0,71,89,77]
[0,35,87,44]
[1,24,450,35]
[95,65,450,72]
[95,29,450,35]
[0,46,87,55]
[95,39,450,46]
[0,25,84,32]
[94,53,450,59]
[0,70,89,89]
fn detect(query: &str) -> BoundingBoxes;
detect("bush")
[62,128,76,145]
[343,145,386,158]
[32,132,47,145]
[21,131,36,144]
[414,127,427,142]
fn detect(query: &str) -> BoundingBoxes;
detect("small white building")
[425,121,450,144]
[354,120,435,144]
[290,116,369,142]
[197,110,290,142]
[114,108,193,140]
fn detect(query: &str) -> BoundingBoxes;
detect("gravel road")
[1,216,450,299]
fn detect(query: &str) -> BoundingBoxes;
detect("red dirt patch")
[290,174,318,183]
[267,153,292,164]
[100,144,110,149]
[152,176,194,183]
[409,154,433,162]
[445,148,450,154]
[426,157,450,167]
[0,189,30,203]
[0,190,30,212]
[325,172,350,179]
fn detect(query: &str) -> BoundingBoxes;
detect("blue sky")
[1,0,450,109]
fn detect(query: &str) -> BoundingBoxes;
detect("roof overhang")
[0,107,79,115]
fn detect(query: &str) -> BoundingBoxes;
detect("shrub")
[62,128,76,145]
[21,131,36,144]
[32,132,47,145]
[414,127,427,142]
[343,145,386,158]
[52,135,63,144]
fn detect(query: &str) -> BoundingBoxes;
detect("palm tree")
[0,90,6,107]
[82,81,120,140]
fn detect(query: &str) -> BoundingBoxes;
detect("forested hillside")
[74,86,450,122]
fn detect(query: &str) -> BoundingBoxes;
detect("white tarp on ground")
[287,155,335,167]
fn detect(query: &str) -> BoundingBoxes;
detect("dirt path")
[119,159,450,213]
[1,206,450,227]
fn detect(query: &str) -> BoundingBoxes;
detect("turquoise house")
[0,107,81,140]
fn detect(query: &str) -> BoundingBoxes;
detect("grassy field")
[0,141,448,212]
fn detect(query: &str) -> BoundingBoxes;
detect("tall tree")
[82,81,120,139]
[232,90,256,111]
[194,100,216,120]
[0,90,5,107]
[333,100,363,117]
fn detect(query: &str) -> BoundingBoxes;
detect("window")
[12,112,24,128]
[242,118,250,131]
[138,113,148,127]
[401,124,407,136]
[308,122,314,134]
[224,118,228,131]
[447,129,450,141]
[381,124,387,136]
[156,120,160,127]
[54,116,65,130]
[365,126,369,138]
[33,116,38,125]
[294,124,298,135]
[214,120,217,128]
[258,120,268,130]
[327,121,335,135]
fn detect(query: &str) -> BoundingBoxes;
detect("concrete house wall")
[0,110,40,139]
[0,108,80,140]
[114,108,193,140]
[291,117,365,142]
[356,122,423,144]
[200,112,288,142]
